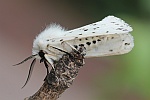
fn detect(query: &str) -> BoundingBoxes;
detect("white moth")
[15,16,134,88]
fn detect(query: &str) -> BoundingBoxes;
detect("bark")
[24,49,85,100]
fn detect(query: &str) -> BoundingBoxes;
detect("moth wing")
[60,16,134,57]
[84,33,134,57]
[61,16,132,40]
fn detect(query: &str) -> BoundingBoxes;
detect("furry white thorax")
[32,24,66,59]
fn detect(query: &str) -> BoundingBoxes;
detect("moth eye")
[38,50,45,58]
[46,39,49,41]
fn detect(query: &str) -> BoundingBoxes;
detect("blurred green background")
[65,0,150,100]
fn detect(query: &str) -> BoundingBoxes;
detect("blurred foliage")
[65,0,150,100]
[65,0,149,20]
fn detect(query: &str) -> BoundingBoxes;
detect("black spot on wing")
[52,40,55,42]
[47,44,49,47]
[106,37,110,40]
[97,39,101,41]
[92,40,96,44]
[79,44,84,46]
[84,29,88,31]
[111,37,114,39]
[86,42,91,46]
[74,45,78,49]
[125,43,130,45]
[111,22,115,23]
[60,39,63,41]
[123,29,128,31]
[116,28,123,30]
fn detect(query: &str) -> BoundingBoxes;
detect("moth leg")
[47,44,73,58]
[44,54,55,70]
[48,45,74,59]
[61,41,78,52]
[44,61,49,75]
[62,41,86,56]
[49,45,71,55]
[43,61,50,81]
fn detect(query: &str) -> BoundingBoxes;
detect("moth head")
[13,50,48,88]
[13,41,50,88]
[32,38,49,59]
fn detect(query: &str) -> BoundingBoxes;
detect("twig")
[24,49,85,100]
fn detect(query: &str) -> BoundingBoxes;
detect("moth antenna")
[13,54,37,66]
[22,58,36,88]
